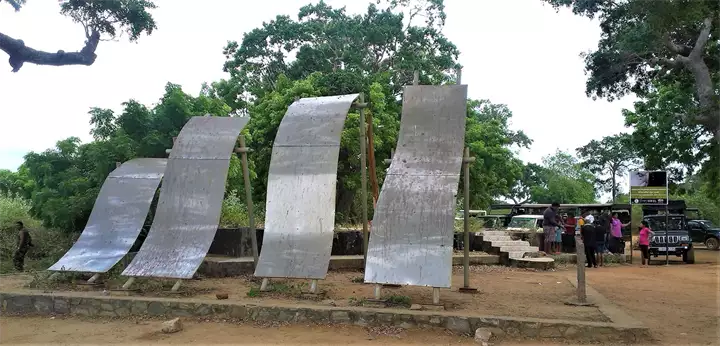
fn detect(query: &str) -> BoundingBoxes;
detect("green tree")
[464,100,531,208]
[530,151,597,204]
[506,163,545,204]
[543,0,719,144]
[0,0,157,71]
[576,133,639,202]
[218,0,460,105]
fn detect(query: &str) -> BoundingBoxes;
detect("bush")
[0,196,75,273]
[220,191,265,228]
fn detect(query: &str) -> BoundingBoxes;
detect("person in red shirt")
[638,220,655,267]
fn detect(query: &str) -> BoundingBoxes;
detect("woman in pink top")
[610,213,631,253]
[638,220,654,267]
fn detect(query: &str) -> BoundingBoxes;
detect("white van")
[507,215,544,233]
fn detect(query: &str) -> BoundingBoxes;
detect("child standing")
[638,220,654,267]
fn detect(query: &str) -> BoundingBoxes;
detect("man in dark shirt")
[542,202,560,253]
[595,211,611,266]
[13,221,33,271]
[581,222,597,268]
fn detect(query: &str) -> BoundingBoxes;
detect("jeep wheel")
[705,237,720,251]
[683,248,696,264]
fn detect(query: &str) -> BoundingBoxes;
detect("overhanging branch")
[690,18,713,59]
[0,30,100,72]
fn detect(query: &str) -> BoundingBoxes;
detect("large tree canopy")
[543,0,720,143]
[0,0,156,72]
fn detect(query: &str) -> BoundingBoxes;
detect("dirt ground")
[0,249,717,345]
[0,267,606,322]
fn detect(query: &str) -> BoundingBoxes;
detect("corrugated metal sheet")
[48,158,167,273]
[254,94,358,279]
[364,85,467,288]
[122,116,248,279]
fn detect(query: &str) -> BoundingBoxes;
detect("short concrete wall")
[0,292,650,343]
[198,254,500,278]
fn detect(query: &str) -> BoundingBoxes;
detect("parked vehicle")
[644,214,695,264]
[687,219,720,250]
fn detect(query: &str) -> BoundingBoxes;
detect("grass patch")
[384,294,411,308]
[348,296,366,306]
[351,276,364,283]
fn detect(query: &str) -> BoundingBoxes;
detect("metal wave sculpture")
[364,85,467,288]
[48,158,167,273]
[254,94,359,279]
[122,116,248,279]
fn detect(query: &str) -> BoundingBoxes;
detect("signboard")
[629,170,668,205]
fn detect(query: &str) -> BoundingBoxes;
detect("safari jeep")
[644,214,695,264]
[506,215,544,247]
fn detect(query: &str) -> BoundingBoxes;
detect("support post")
[432,287,440,305]
[373,284,382,300]
[575,234,587,303]
[460,147,477,292]
[122,277,135,290]
[665,204,669,265]
[115,162,121,169]
[366,109,379,207]
[170,280,182,292]
[412,70,419,85]
[456,67,462,84]
[87,273,101,284]
[260,278,270,292]
[309,280,318,294]
[359,93,369,265]
[238,136,259,268]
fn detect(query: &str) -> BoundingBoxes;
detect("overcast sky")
[0,0,635,197]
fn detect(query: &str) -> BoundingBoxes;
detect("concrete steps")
[479,230,554,269]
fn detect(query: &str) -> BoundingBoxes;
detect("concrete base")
[199,254,499,278]
[0,291,651,343]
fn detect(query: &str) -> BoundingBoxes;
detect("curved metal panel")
[254,94,358,279]
[48,158,167,273]
[364,85,468,288]
[122,116,248,279]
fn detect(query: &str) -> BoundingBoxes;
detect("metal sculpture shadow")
[364,85,468,288]
[122,116,248,279]
[254,94,359,279]
[48,158,167,273]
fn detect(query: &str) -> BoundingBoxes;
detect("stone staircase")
[480,230,554,269]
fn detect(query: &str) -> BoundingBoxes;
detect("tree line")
[0,0,717,231]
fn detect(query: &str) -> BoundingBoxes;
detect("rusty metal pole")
[239,136,259,268]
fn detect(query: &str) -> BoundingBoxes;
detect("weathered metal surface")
[122,116,248,279]
[364,85,468,288]
[48,158,167,273]
[254,94,358,279]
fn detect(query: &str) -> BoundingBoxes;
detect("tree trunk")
[611,172,617,203]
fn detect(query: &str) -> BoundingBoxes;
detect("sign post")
[629,171,669,265]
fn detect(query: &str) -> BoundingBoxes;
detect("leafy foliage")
[529,151,597,204]
[576,133,639,202]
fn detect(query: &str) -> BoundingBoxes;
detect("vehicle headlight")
[681,236,689,241]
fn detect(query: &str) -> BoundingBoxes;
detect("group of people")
[543,203,640,267]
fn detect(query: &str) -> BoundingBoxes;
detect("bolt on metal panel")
[48,158,167,273]
[364,85,467,288]
[254,94,358,279]
[122,116,248,279]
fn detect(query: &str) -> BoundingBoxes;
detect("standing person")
[638,220,654,267]
[610,213,631,253]
[554,215,564,254]
[581,216,597,268]
[13,221,33,272]
[594,212,611,266]
[543,202,560,253]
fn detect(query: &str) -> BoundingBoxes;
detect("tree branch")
[0,30,100,72]
[689,17,713,59]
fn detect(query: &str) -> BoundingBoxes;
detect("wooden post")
[413,70,419,86]
[366,110,379,207]
[238,136,259,268]
[359,93,369,264]
[456,67,462,84]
